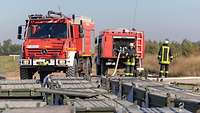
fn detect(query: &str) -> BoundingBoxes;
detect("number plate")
[34,59,49,65]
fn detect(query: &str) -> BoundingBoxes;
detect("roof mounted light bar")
[113,36,135,39]
[28,10,66,20]
[47,10,65,18]
[28,14,43,19]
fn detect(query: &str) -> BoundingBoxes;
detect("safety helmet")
[164,39,169,44]
[129,43,134,47]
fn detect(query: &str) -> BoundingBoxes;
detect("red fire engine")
[96,28,144,76]
[17,11,95,80]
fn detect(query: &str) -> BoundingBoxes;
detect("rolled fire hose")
[111,52,121,76]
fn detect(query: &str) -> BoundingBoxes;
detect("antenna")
[57,5,61,12]
[131,0,138,29]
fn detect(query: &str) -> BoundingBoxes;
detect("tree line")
[0,39,200,57]
[145,39,200,57]
[0,39,21,55]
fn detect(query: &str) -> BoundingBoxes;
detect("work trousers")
[125,57,135,77]
[159,64,169,77]
[126,65,134,76]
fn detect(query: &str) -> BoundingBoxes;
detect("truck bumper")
[20,59,72,67]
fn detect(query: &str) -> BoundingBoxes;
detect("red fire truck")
[96,28,144,76]
[17,11,95,80]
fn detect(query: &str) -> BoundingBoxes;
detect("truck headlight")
[22,59,30,65]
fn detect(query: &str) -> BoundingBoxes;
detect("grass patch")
[0,56,19,74]
[144,54,200,77]
[144,54,159,74]
[1,55,200,77]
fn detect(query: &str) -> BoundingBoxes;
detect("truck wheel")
[96,64,101,76]
[39,72,48,83]
[85,58,91,75]
[66,58,78,77]
[84,58,92,80]
[100,60,107,76]
[20,67,32,79]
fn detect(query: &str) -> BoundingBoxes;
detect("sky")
[0,0,200,43]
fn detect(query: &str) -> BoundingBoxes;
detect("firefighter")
[125,43,136,76]
[158,39,173,79]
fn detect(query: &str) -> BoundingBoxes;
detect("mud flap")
[67,51,76,66]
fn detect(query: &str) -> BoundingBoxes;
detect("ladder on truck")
[135,32,144,71]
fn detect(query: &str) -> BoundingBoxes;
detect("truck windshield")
[27,23,67,38]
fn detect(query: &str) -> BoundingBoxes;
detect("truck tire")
[39,72,48,83]
[66,58,78,77]
[85,58,91,75]
[96,64,101,76]
[20,67,32,79]
[84,58,92,80]
[96,57,101,76]
[100,59,107,76]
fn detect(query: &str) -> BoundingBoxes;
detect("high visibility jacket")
[158,45,173,64]
[126,47,136,66]
[127,57,135,66]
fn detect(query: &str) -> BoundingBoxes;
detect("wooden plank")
[2,106,71,113]
[36,88,98,98]
[101,77,200,112]
[0,100,46,109]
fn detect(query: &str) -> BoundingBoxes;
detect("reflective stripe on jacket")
[125,73,134,76]
[158,45,171,64]
[126,57,135,66]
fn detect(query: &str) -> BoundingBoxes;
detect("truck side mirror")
[17,34,22,40]
[17,26,22,40]
[72,14,75,22]
[95,37,99,44]
[80,32,84,38]
[95,38,97,44]
[79,25,84,38]
[79,25,83,33]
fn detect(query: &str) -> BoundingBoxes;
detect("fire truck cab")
[96,28,144,76]
[17,11,95,80]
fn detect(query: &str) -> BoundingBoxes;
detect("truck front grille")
[27,48,62,58]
